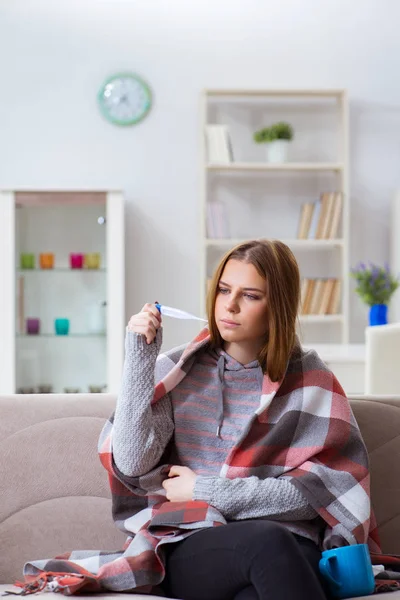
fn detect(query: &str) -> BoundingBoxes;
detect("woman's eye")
[245,294,259,300]
[218,287,229,294]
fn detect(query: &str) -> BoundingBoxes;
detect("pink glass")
[26,318,40,335]
[69,253,84,269]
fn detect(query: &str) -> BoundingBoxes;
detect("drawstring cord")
[216,355,225,437]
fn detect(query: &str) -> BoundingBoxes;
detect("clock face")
[98,73,152,126]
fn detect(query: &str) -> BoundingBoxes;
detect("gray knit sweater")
[112,329,318,525]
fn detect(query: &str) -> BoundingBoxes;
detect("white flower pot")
[266,140,290,163]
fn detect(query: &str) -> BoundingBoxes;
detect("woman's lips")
[221,319,240,328]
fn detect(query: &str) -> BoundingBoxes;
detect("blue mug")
[319,543,375,599]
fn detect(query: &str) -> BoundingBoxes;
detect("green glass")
[20,253,35,269]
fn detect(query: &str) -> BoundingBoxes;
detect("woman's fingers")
[127,303,162,343]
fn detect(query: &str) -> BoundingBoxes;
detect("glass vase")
[369,304,388,326]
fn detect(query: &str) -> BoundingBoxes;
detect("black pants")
[161,520,329,600]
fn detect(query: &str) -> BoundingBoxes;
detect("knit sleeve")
[111,328,174,477]
[193,475,317,521]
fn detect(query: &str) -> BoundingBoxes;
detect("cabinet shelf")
[17,333,106,338]
[17,268,106,273]
[207,162,344,172]
[299,315,344,324]
[206,238,344,249]
[206,89,345,98]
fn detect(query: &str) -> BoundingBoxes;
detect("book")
[309,279,324,314]
[205,125,233,164]
[327,280,342,314]
[224,126,235,162]
[206,201,229,238]
[315,193,331,239]
[214,202,229,238]
[297,203,315,239]
[327,192,343,239]
[302,279,316,315]
[300,278,309,313]
[308,201,321,239]
[321,192,334,239]
[318,278,336,315]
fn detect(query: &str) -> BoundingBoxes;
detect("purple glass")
[70,253,84,269]
[26,318,40,335]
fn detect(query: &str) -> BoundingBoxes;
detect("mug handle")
[319,555,342,590]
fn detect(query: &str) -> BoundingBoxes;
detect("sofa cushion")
[0,395,126,584]
[350,398,400,554]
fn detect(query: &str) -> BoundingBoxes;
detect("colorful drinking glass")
[54,318,70,335]
[26,318,40,335]
[69,253,84,269]
[85,253,101,269]
[88,384,107,393]
[20,253,35,269]
[37,384,53,393]
[40,253,54,269]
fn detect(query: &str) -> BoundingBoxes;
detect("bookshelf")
[200,89,350,344]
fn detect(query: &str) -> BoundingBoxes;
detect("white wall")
[1,0,400,349]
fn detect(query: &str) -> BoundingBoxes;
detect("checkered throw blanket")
[12,328,381,596]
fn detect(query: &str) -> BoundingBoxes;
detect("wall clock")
[97,73,152,126]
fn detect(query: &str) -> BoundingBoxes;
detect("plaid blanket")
[11,327,382,596]
[371,553,400,593]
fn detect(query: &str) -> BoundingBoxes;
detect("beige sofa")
[1,394,400,599]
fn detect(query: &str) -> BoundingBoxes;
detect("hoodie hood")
[208,347,264,437]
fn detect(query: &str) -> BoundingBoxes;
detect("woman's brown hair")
[206,239,300,382]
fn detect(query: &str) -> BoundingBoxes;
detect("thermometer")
[155,303,207,322]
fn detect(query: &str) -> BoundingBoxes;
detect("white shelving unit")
[200,89,350,344]
[0,190,125,394]
[392,191,400,323]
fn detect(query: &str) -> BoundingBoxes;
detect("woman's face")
[214,259,269,347]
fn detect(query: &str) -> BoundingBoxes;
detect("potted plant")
[253,121,294,163]
[350,262,400,326]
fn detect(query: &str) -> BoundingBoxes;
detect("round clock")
[97,73,152,126]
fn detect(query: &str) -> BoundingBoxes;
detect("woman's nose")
[225,296,239,312]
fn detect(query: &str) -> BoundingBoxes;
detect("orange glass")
[40,253,54,269]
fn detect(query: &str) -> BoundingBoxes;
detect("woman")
[109,239,378,600]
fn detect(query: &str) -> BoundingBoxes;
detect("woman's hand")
[162,465,197,502]
[127,303,162,344]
